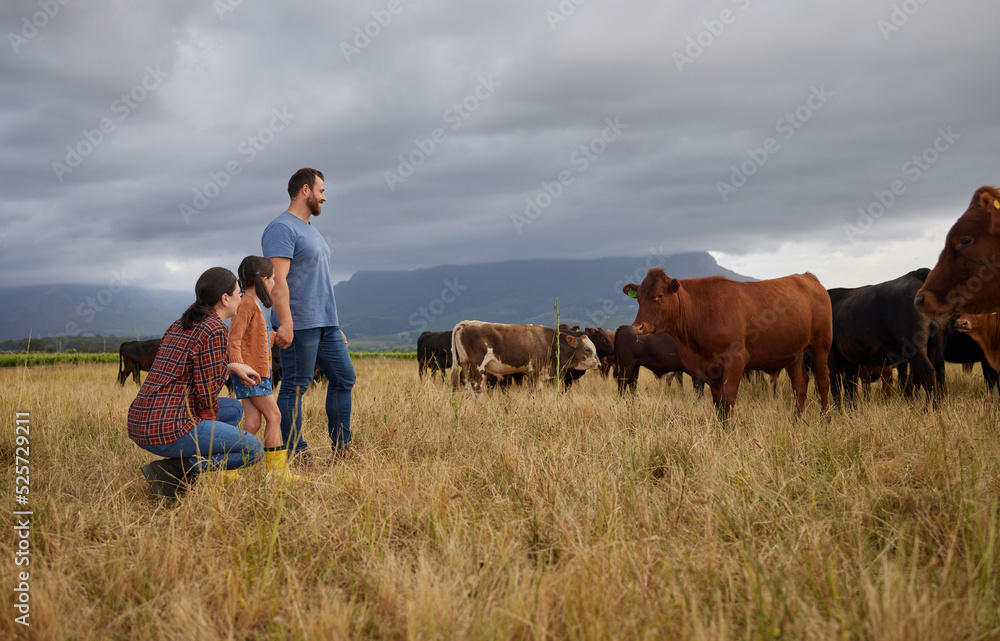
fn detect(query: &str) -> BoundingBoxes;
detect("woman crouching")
[128,266,264,501]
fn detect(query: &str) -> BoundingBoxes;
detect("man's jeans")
[277,326,356,453]
[138,398,264,471]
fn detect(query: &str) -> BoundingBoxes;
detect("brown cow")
[953,312,1000,370]
[118,339,161,386]
[451,321,600,397]
[623,269,832,418]
[915,186,1000,316]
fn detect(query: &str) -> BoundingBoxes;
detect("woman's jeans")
[138,398,263,471]
[277,326,356,454]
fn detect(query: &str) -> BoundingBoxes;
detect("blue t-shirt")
[261,211,339,330]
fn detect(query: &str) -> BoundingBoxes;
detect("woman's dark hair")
[180,267,238,330]
[237,256,274,309]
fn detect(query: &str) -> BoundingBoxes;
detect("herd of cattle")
[424,186,1000,418]
[118,186,1000,420]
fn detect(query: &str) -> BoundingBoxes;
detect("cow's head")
[954,311,1000,341]
[623,268,680,336]
[915,186,1000,317]
[559,333,601,371]
[583,327,614,358]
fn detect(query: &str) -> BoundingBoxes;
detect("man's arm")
[269,256,294,348]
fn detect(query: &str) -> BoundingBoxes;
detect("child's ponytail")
[237,256,275,309]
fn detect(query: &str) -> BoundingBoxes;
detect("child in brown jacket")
[230,256,303,482]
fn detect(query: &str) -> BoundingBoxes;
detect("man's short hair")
[288,168,324,200]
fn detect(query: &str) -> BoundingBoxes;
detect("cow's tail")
[117,349,124,386]
[450,322,466,391]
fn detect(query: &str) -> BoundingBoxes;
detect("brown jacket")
[229,295,274,379]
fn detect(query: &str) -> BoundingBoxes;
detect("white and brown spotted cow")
[450,321,601,397]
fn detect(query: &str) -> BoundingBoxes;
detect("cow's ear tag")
[994,199,999,209]
[627,290,637,299]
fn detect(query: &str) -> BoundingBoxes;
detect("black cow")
[417,331,453,382]
[613,325,705,395]
[828,269,944,407]
[118,339,161,386]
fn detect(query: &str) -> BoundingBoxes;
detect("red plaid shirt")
[128,311,230,446]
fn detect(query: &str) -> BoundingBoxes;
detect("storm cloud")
[2,0,998,293]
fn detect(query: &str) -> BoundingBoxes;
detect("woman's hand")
[228,362,261,386]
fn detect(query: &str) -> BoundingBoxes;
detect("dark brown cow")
[953,312,1000,370]
[915,186,1000,316]
[584,327,614,379]
[118,339,161,386]
[451,321,600,397]
[623,269,832,418]
[613,324,704,395]
[601,329,616,377]
[417,331,453,381]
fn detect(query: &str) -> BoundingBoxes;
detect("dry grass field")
[1,359,998,640]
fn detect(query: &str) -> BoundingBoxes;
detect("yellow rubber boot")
[217,469,243,483]
[265,450,306,483]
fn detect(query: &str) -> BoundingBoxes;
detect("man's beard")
[307,193,322,216]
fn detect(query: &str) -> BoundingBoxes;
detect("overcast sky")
[3,0,998,296]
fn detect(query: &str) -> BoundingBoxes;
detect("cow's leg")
[908,352,938,409]
[469,365,485,399]
[983,360,1000,393]
[708,383,726,417]
[841,363,860,406]
[829,365,843,408]
[618,365,639,395]
[718,367,743,419]
[810,347,831,416]
[785,356,808,417]
[880,369,892,398]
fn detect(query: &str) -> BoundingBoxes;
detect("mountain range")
[0,252,753,346]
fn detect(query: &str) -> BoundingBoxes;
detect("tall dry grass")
[0,360,998,640]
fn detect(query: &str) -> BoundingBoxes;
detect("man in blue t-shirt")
[262,168,356,461]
